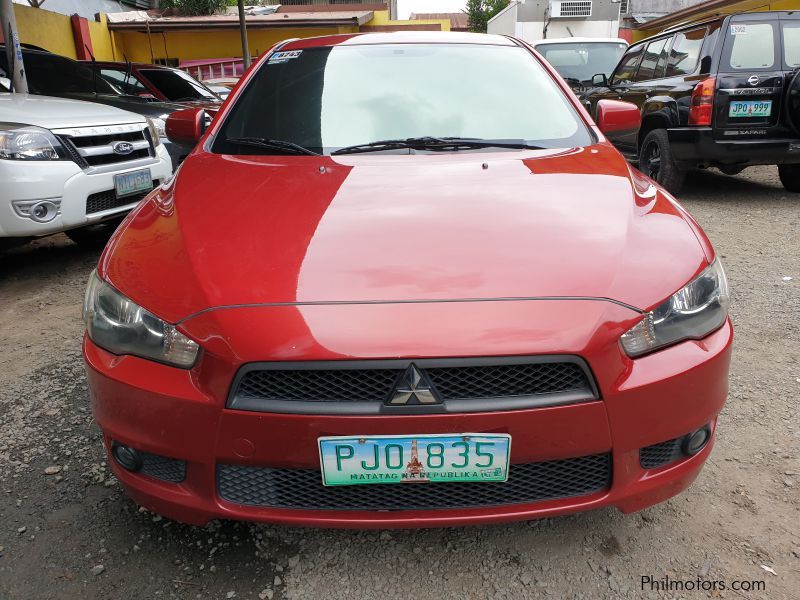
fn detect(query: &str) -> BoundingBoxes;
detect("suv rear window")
[783,23,800,67]
[666,28,706,76]
[727,22,776,69]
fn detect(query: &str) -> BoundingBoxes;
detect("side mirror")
[165,108,207,145]
[596,99,641,135]
[592,73,608,87]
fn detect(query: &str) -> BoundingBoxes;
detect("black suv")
[583,11,800,194]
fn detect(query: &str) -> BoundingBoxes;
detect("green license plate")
[114,168,152,198]
[318,433,511,486]
[729,100,772,118]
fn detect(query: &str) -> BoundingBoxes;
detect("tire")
[64,220,121,249]
[638,129,687,195]
[778,164,800,192]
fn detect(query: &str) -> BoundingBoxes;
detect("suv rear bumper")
[669,127,800,166]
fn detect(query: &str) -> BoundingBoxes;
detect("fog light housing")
[682,426,711,456]
[12,199,61,223]
[112,442,143,472]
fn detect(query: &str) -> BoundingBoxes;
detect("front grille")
[140,452,186,483]
[57,125,154,168]
[69,130,144,148]
[238,368,399,403]
[86,183,157,215]
[231,357,597,414]
[83,148,151,166]
[640,437,684,469]
[56,135,88,168]
[217,453,612,511]
[427,363,589,400]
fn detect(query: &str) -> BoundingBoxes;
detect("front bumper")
[0,145,172,238]
[85,300,732,528]
[669,127,800,167]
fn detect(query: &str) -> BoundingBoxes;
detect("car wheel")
[65,220,121,249]
[778,164,800,192]
[639,129,687,195]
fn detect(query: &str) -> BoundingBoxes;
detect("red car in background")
[83,32,732,528]
[83,61,222,107]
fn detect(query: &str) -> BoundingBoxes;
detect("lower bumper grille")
[140,452,186,483]
[217,453,612,511]
[640,437,684,469]
[86,184,156,215]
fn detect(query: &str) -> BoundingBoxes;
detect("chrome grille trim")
[52,123,154,168]
[77,139,150,157]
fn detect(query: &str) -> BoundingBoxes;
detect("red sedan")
[82,32,732,528]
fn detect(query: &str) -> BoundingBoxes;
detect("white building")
[488,0,624,43]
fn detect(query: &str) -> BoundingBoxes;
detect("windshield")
[212,43,592,155]
[139,68,218,101]
[536,42,628,83]
[98,68,152,96]
[0,51,120,95]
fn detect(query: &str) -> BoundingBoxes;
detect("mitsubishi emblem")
[387,365,440,405]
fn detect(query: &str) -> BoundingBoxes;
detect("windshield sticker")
[731,24,748,35]
[269,50,303,64]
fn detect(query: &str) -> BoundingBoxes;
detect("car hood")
[102,144,711,324]
[0,93,145,129]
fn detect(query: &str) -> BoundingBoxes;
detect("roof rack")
[661,14,726,34]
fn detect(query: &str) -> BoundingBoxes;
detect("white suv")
[1,93,172,247]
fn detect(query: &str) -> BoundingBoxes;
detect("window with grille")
[551,1,593,18]
[620,0,630,14]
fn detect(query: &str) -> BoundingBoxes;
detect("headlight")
[0,123,65,160]
[83,271,199,368]
[147,116,167,146]
[620,259,730,357]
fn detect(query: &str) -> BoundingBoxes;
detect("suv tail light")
[689,77,716,126]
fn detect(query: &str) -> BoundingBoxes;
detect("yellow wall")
[633,0,800,41]
[12,3,76,58]
[88,13,120,61]
[368,9,451,31]
[113,26,355,64]
[11,5,117,60]
[9,5,450,68]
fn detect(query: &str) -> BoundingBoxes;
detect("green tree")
[160,0,229,16]
[465,0,510,34]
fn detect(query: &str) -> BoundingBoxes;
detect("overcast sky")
[398,0,468,20]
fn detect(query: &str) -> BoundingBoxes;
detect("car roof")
[86,61,177,70]
[282,31,517,50]
[661,10,800,36]
[532,37,628,46]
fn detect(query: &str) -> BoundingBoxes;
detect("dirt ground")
[0,166,798,600]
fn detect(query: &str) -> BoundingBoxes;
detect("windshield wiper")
[332,136,545,155]
[225,137,320,156]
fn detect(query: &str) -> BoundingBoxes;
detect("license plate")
[729,100,772,118]
[318,434,511,486]
[114,168,152,198]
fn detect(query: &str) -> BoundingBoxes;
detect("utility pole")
[237,0,251,70]
[0,0,28,92]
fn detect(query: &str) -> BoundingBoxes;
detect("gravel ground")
[0,166,798,600]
